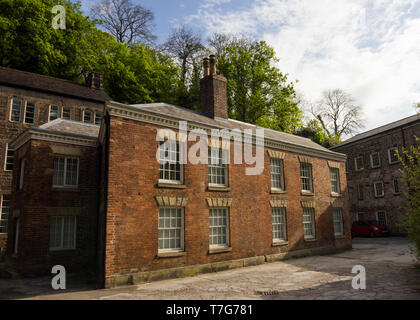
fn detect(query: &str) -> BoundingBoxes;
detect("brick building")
[8,56,351,288]
[330,114,420,234]
[0,67,109,252]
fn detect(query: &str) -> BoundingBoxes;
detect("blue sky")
[80,0,420,134]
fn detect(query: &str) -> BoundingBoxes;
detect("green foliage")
[295,119,338,148]
[398,137,420,260]
[216,40,302,133]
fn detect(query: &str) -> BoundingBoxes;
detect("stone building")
[0,67,109,252]
[8,56,351,288]
[330,114,420,234]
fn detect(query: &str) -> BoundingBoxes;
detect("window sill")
[270,189,287,194]
[49,248,76,252]
[157,183,186,189]
[334,235,346,239]
[51,187,79,192]
[301,191,314,196]
[157,251,186,258]
[209,246,232,254]
[374,195,385,198]
[304,238,318,242]
[272,241,288,247]
[207,186,231,192]
[330,193,342,198]
[392,192,401,196]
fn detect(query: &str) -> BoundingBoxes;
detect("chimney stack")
[200,55,228,119]
[86,71,103,90]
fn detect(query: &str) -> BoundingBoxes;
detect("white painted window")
[83,110,93,123]
[333,208,344,236]
[0,195,10,234]
[209,208,229,247]
[355,156,364,171]
[330,168,340,194]
[393,179,400,193]
[376,211,387,226]
[4,144,14,171]
[158,141,183,184]
[49,105,59,121]
[272,207,287,242]
[50,216,76,250]
[374,182,384,197]
[62,107,71,120]
[19,159,25,191]
[270,158,285,191]
[53,156,79,187]
[303,208,315,239]
[388,148,399,164]
[300,163,313,192]
[370,152,381,168]
[357,184,364,200]
[24,101,35,124]
[10,97,22,122]
[94,112,102,125]
[208,148,228,187]
[158,207,184,252]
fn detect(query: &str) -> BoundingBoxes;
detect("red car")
[351,220,390,237]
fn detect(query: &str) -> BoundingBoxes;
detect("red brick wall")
[103,117,351,280]
[0,85,104,251]
[7,139,100,276]
[332,120,420,234]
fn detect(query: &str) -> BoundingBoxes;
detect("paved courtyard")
[1,237,419,300]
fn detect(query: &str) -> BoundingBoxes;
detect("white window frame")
[0,195,10,234]
[49,105,60,122]
[158,207,184,253]
[158,141,183,184]
[393,179,400,194]
[52,156,79,188]
[329,168,340,194]
[94,112,102,125]
[83,109,93,123]
[333,208,344,236]
[208,148,229,187]
[300,162,313,193]
[4,144,14,171]
[61,107,72,120]
[303,207,316,239]
[374,181,384,197]
[270,158,285,191]
[24,101,35,124]
[49,216,77,251]
[209,208,230,248]
[272,207,287,242]
[370,152,381,168]
[388,148,399,164]
[9,97,22,122]
[376,211,387,226]
[19,159,25,191]
[354,156,364,171]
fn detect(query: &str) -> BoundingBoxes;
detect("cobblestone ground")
[2,237,419,300]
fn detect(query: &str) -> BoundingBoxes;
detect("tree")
[295,119,336,148]
[311,89,364,143]
[215,38,302,132]
[398,137,420,260]
[0,0,99,81]
[162,26,205,85]
[91,0,155,45]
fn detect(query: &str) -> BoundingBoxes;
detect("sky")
[80,0,420,134]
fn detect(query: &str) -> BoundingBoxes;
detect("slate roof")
[331,113,420,150]
[111,101,344,158]
[37,118,100,138]
[0,66,109,103]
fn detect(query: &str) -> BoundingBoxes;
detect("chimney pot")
[203,58,210,76]
[87,71,103,90]
[209,55,216,75]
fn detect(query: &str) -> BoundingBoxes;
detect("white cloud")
[188,0,420,134]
